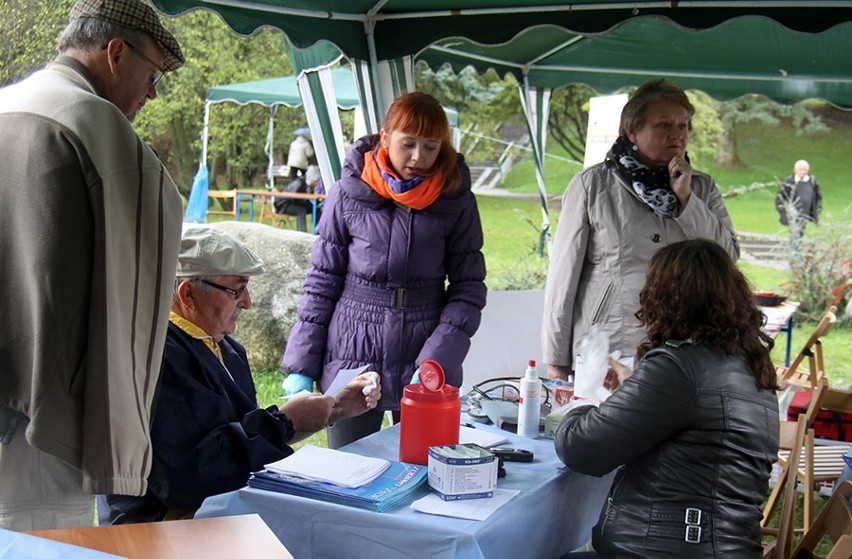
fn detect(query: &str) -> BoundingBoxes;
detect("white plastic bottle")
[517,359,542,437]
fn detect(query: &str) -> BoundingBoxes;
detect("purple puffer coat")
[282,135,487,410]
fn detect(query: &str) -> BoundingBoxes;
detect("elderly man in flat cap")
[98,227,381,524]
[0,0,185,530]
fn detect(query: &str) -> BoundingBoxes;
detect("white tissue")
[574,324,611,402]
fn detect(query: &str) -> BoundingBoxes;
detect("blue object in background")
[185,164,209,223]
[282,372,314,396]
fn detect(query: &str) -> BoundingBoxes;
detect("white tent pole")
[265,106,277,190]
[297,67,346,192]
[365,19,386,127]
[519,76,553,256]
[201,101,210,169]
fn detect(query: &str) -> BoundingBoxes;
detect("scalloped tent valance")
[158,0,852,248]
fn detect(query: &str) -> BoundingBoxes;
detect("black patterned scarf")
[607,134,681,218]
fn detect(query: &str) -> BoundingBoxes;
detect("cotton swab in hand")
[361,372,379,395]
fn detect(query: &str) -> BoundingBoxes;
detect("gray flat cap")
[177,227,264,277]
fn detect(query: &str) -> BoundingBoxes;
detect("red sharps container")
[399,360,461,465]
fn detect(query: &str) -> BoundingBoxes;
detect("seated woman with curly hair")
[555,239,780,559]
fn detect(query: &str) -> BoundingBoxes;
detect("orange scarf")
[362,147,443,210]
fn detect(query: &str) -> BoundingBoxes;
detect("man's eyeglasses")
[125,40,165,87]
[197,279,248,300]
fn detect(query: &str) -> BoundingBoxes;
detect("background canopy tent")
[201,67,360,191]
[158,0,852,244]
[201,66,458,191]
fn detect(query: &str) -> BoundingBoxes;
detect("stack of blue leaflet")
[248,460,427,513]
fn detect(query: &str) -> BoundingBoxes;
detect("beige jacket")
[286,135,315,170]
[542,160,738,370]
[0,57,182,495]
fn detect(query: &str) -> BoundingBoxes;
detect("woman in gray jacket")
[542,80,738,380]
[556,239,779,558]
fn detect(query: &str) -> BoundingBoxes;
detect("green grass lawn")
[251,115,850,400]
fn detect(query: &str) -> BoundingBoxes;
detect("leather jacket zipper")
[600,471,624,534]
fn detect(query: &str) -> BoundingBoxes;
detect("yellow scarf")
[170,311,222,363]
[361,147,443,210]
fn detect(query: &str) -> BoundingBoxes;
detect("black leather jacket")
[556,341,779,558]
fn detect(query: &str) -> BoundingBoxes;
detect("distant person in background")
[282,91,487,449]
[287,128,315,179]
[775,159,822,237]
[0,0,184,531]
[99,227,380,524]
[542,79,739,383]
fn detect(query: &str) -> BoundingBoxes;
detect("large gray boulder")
[198,221,317,371]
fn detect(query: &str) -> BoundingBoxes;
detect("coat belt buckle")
[394,288,406,309]
[684,507,702,544]
[685,525,701,543]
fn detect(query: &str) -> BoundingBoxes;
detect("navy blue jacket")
[101,322,295,523]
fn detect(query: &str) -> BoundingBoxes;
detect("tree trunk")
[169,115,198,194]
[167,116,195,197]
[716,121,741,168]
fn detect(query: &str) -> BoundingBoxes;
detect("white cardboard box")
[427,444,498,501]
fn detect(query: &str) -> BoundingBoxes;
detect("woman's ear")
[379,129,389,149]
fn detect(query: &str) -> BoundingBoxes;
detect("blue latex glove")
[410,367,421,385]
[282,373,314,396]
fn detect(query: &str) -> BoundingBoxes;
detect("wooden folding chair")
[790,480,852,559]
[826,534,852,559]
[763,414,808,559]
[258,195,293,228]
[206,189,238,220]
[798,380,852,529]
[777,306,837,391]
[763,414,809,558]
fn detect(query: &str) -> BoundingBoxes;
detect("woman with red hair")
[282,92,487,447]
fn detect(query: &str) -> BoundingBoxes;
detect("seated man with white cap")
[99,226,380,524]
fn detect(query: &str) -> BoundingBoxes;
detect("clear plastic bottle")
[517,359,541,437]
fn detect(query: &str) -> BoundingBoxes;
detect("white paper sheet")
[264,444,390,488]
[410,488,521,521]
[324,365,369,396]
[458,425,509,448]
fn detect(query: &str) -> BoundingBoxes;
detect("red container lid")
[418,359,445,391]
[403,384,459,403]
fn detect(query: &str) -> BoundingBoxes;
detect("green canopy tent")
[202,66,360,192]
[155,0,852,243]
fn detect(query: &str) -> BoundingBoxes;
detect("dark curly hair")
[635,239,778,390]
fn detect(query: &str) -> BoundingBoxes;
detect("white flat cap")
[176,226,264,277]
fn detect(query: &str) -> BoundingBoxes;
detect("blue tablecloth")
[195,423,615,559]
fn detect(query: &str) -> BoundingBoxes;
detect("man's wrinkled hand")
[278,394,334,434]
[330,371,381,424]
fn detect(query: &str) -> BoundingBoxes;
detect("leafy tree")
[417,63,523,163]
[547,84,595,163]
[715,95,828,168]
[0,0,75,86]
[136,11,294,193]
[0,4,303,196]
